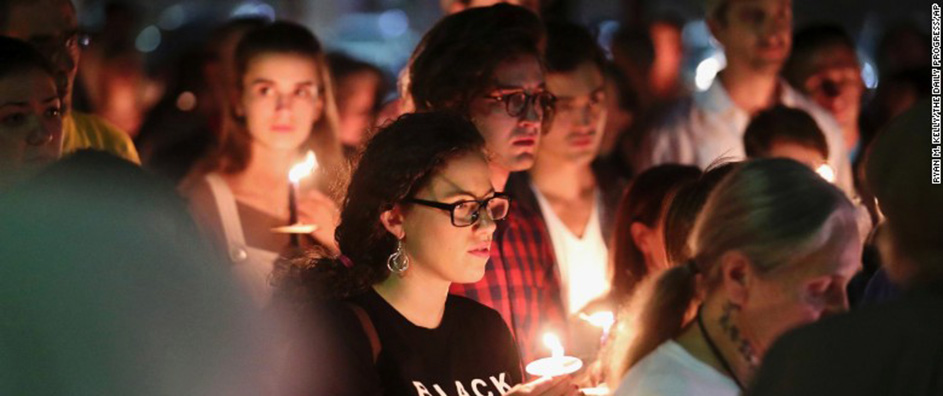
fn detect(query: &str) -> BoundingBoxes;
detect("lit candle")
[287,151,318,247]
[525,333,583,378]
[816,163,835,183]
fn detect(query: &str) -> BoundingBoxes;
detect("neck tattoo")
[696,303,759,390]
[718,301,759,368]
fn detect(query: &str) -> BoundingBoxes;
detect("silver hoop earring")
[387,240,409,274]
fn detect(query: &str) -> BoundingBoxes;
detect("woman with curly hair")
[277,112,578,396]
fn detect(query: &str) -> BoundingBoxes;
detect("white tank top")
[204,173,280,307]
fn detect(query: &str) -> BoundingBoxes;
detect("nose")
[824,290,850,316]
[26,118,56,147]
[822,81,841,98]
[473,207,499,235]
[518,96,542,129]
[275,92,292,112]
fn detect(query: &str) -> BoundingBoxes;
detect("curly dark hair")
[274,111,486,301]
[409,3,544,115]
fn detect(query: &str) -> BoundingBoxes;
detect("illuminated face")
[2,0,81,110]
[545,61,608,163]
[711,0,793,72]
[467,55,547,173]
[798,44,863,130]
[738,211,861,357]
[239,53,323,153]
[401,151,498,284]
[0,69,63,189]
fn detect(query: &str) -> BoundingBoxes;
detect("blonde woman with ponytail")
[607,158,863,395]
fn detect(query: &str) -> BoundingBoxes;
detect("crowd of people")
[1,0,939,395]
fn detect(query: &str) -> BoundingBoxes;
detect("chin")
[508,154,536,172]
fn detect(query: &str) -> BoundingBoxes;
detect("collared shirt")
[633,79,853,195]
[450,190,567,365]
[63,111,141,164]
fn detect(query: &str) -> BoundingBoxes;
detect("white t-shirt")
[634,78,854,196]
[531,185,610,316]
[614,341,740,396]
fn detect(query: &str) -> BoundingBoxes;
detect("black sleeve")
[286,303,383,396]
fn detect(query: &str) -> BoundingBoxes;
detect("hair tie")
[339,254,354,268]
[685,259,700,275]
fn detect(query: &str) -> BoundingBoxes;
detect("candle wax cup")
[525,356,583,378]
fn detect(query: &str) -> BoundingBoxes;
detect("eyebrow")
[555,86,607,101]
[0,96,58,109]
[250,79,317,87]
[441,188,498,201]
[490,83,547,92]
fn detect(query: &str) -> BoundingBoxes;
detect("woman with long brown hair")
[183,21,346,307]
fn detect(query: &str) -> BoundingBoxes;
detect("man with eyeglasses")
[633,0,852,195]
[409,4,568,365]
[1,0,139,164]
[513,22,626,357]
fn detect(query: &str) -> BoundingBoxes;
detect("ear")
[379,204,406,240]
[630,222,653,254]
[705,17,725,47]
[719,250,754,306]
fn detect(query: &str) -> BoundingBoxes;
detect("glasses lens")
[452,201,481,226]
[507,92,528,117]
[486,196,510,221]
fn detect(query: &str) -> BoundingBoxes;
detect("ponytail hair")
[606,158,856,386]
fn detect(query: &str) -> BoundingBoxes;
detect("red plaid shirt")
[450,182,567,365]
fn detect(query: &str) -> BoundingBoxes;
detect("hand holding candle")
[525,333,583,378]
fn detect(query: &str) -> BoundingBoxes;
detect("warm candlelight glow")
[816,163,835,183]
[526,332,583,378]
[579,311,615,331]
[289,151,318,184]
[543,333,564,358]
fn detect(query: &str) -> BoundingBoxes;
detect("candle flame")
[578,311,615,331]
[289,151,318,184]
[816,164,835,183]
[543,333,564,358]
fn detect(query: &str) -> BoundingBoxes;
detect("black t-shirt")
[306,289,523,396]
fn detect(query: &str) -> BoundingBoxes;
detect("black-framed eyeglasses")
[484,91,556,118]
[404,193,511,227]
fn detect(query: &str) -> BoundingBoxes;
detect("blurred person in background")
[0,150,271,396]
[183,22,345,307]
[608,159,862,395]
[743,105,829,171]
[0,37,63,191]
[441,0,542,15]
[409,4,568,364]
[525,20,621,319]
[783,25,864,163]
[606,165,701,311]
[327,52,389,156]
[0,0,139,163]
[138,18,267,184]
[633,0,854,197]
[647,14,687,103]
